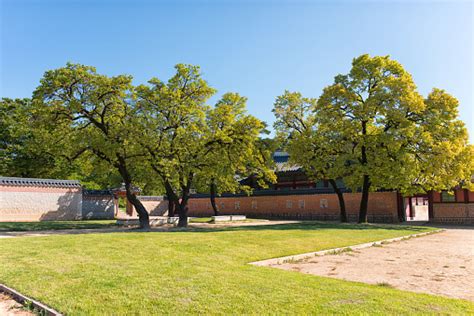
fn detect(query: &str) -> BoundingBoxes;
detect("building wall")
[82,194,115,220]
[188,191,399,223]
[0,185,82,222]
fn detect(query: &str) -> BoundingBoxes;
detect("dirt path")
[273,228,474,301]
[0,294,33,316]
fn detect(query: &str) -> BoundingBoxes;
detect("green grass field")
[0,220,117,232]
[0,222,472,315]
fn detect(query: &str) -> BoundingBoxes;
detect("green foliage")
[273,91,348,183]
[0,98,63,177]
[276,54,472,200]
[32,63,146,187]
[194,93,276,196]
[136,65,275,221]
[316,54,429,194]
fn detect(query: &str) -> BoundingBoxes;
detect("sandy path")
[0,294,33,316]
[273,228,474,301]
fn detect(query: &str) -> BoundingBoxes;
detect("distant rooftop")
[0,176,81,188]
[273,151,301,172]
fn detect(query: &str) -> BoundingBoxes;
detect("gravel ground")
[273,227,474,301]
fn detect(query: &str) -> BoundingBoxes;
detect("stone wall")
[188,191,399,223]
[0,177,82,222]
[432,203,474,225]
[82,191,115,220]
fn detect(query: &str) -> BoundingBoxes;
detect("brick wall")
[432,203,474,225]
[188,191,399,223]
[0,185,82,222]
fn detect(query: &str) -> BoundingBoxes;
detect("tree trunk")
[210,179,219,216]
[358,121,370,224]
[177,203,189,228]
[165,185,176,217]
[177,183,192,228]
[329,179,347,222]
[167,196,175,217]
[116,158,150,230]
[358,175,371,223]
[125,186,150,230]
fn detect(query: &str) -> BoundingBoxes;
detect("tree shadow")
[165,221,433,234]
[38,192,82,221]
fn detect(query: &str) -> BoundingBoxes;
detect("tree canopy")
[2,55,472,227]
[275,54,473,223]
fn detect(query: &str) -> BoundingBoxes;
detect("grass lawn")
[0,220,117,232]
[0,222,472,315]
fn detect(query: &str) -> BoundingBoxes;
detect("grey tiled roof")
[275,162,302,172]
[272,151,302,172]
[0,176,81,188]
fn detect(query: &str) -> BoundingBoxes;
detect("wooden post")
[428,191,434,220]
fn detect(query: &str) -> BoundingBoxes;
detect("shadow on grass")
[0,221,118,232]
[177,221,432,234]
[0,221,433,238]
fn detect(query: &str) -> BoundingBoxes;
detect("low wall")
[431,203,474,225]
[138,196,168,216]
[0,178,82,222]
[82,190,115,220]
[188,191,399,223]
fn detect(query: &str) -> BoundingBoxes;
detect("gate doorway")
[405,195,429,221]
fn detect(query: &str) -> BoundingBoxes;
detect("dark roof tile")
[0,177,81,188]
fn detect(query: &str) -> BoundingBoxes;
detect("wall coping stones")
[0,176,81,188]
[138,196,165,201]
[83,189,113,196]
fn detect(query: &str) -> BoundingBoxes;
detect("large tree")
[317,54,472,222]
[33,63,151,229]
[136,65,271,226]
[273,91,349,222]
[195,93,276,216]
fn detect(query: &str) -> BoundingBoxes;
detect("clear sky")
[1,0,473,142]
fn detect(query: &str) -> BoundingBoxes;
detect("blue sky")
[1,0,473,141]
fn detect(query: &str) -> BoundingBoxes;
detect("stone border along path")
[0,284,62,316]
[250,229,444,266]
